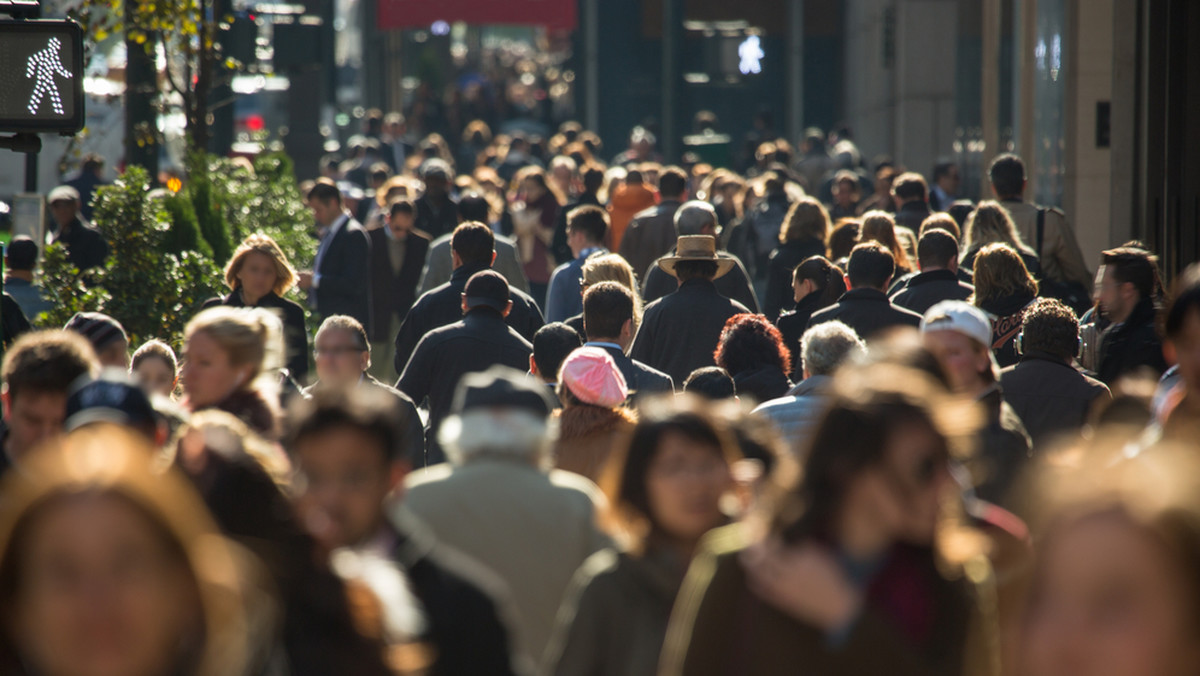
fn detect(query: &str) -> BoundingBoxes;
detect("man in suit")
[299,179,372,332]
[394,222,544,376]
[397,271,535,465]
[641,201,760,312]
[808,242,922,340]
[582,281,673,397]
[418,192,530,295]
[368,198,431,381]
[630,235,751,385]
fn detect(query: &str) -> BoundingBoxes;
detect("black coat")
[53,216,109,271]
[776,292,831,380]
[203,290,310,383]
[763,238,826,321]
[368,228,431,342]
[396,309,533,466]
[389,514,524,675]
[807,288,922,340]
[642,251,760,313]
[893,201,931,233]
[629,278,750,385]
[587,342,674,399]
[393,263,545,376]
[1097,298,1167,385]
[1000,351,1110,448]
[890,269,974,316]
[415,193,460,240]
[732,365,792,404]
[314,217,372,331]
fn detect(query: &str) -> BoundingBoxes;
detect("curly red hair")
[713,313,792,376]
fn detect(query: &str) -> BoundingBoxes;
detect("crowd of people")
[1,115,1197,676]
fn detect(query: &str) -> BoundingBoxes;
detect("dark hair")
[794,256,847,307]
[457,192,491,223]
[583,281,634,340]
[917,228,960,269]
[658,166,688,199]
[947,201,975,234]
[451,221,495,267]
[714,314,792,377]
[1102,246,1161,301]
[932,161,957,181]
[846,242,895,290]
[5,236,38,271]
[532,323,582,380]
[1166,263,1200,340]
[388,198,415,218]
[827,219,861,262]
[316,315,370,352]
[891,172,928,202]
[683,367,736,400]
[919,212,961,241]
[673,260,720,283]
[306,179,342,205]
[988,154,1026,198]
[1021,298,1080,360]
[582,166,605,193]
[600,400,736,548]
[287,386,410,463]
[567,205,608,244]
[1,330,98,402]
[81,153,104,173]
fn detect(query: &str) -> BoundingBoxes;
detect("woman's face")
[1024,513,1200,676]
[180,331,246,409]
[645,431,731,543]
[522,178,544,201]
[12,495,200,676]
[132,357,176,398]
[847,421,951,546]
[236,251,279,301]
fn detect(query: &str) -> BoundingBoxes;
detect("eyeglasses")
[313,346,366,358]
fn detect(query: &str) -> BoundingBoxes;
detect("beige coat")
[399,458,612,663]
[998,199,1093,288]
[553,405,637,483]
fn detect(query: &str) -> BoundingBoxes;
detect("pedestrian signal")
[0,20,84,134]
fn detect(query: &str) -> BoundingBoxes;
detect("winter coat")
[630,279,751,385]
[610,188,664,258]
[1096,298,1167,385]
[751,375,832,458]
[890,269,975,316]
[730,365,792,405]
[553,404,637,482]
[776,292,834,380]
[763,237,826,321]
[642,251,760,313]
[999,351,1111,448]
[807,288,922,341]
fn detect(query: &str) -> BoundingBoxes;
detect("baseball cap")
[463,270,510,312]
[47,185,80,204]
[560,347,628,407]
[65,368,157,433]
[452,365,555,419]
[920,300,993,347]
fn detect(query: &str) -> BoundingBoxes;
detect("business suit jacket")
[807,288,922,340]
[418,233,531,296]
[315,217,372,331]
[630,278,750,385]
[368,228,431,343]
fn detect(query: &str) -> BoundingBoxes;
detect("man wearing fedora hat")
[630,234,751,384]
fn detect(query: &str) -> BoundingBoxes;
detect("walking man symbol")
[26,37,72,116]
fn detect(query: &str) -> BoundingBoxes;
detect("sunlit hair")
[185,307,283,387]
[581,253,643,330]
[131,338,178,376]
[793,256,846,308]
[860,210,913,271]
[599,395,738,552]
[224,234,297,296]
[779,197,831,244]
[827,218,861,261]
[963,200,1034,256]
[714,313,792,378]
[0,424,254,676]
[438,409,558,470]
[970,243,1039,306]
[920,212,961,240]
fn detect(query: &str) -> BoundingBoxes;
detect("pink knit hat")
[561,347,628,407]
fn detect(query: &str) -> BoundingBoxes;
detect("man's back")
[418,233,531,296]
[808,288,922,340]
[589,342,674,398]
[890,269,974,316]
[1000,354,1110,447]
[642,251,761,312]
[999,199,1092,287]
[619,201,681,279]
[402,460,609,664]
[630,279,750,384]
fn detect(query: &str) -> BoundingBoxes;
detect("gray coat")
[751,375,832,458]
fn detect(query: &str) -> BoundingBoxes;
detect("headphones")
[1015,331,1082,359]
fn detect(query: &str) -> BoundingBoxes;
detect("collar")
[678,277,718,292]
[841,287,890,302]
[909,269,959,285]
[786,374,831,396]
[325,212,350,237]
[449,262,491,284]
[585,341,624,352]
[1017,350,1075,368]
[576,246,605,261]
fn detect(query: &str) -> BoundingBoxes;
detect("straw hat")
[657,235,735,279]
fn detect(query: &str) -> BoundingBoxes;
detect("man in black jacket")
[641,200,760,312]
[890,172,932,234]
[1096,246,1168,385]
[368,198,430,381]
[630,235,750,385]
[46,185,110,271]
[414,159,460,240]
[1000,299,1111,448]
[394,222,544,375]
[288,386,525,675]
[891,228,974,315]
[619,166,687,278]
[582,281,674,397]
[299,180,372,331]
[808,242,921,340]
[397,271,534,464]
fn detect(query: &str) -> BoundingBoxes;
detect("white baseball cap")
[920,300,993,347]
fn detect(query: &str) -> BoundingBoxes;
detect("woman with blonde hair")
[181,306,283,438]
[962,201,1041,278]
[0,425,258,676]
[764,197,832,320]
[564,253,644,340]
[860,210,915,282]
[971,242,1040,367]
[202,234,309,383]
